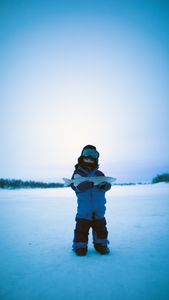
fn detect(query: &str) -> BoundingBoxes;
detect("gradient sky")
[1,0,169,182]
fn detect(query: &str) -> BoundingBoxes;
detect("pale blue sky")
[1,0,169,182]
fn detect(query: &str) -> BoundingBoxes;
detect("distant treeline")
[152,173,169,184]
[0,178,64,189]
[0,173,169,189]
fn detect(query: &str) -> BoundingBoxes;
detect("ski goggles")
[82,149,99,159]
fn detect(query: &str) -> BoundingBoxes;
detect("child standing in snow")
[71,145,111,256]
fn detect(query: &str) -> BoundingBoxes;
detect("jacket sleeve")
[70,171,93,192]
[70,172,77,192]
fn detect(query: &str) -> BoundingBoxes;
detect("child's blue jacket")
[71,165,111,220]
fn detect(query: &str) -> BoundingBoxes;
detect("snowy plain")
[0,183,169,300]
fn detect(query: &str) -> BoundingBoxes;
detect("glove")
[96,183,107,190]
[96,182,111,191]
[77,181,94,191]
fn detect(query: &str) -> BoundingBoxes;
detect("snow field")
[0,184,169,300]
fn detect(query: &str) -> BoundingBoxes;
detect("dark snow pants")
[73,217,109,250]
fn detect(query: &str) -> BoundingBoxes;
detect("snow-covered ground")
[0,184,169,300]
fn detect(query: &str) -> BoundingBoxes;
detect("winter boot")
[75,247,88,256]
[94,244,110,255]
